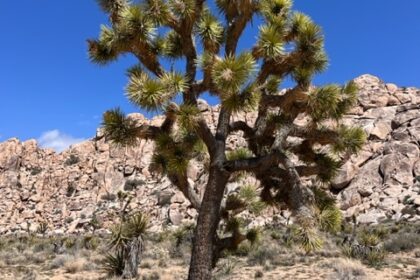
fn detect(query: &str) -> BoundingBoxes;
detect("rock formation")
[0,75,419,235]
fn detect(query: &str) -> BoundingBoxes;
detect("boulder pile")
[0,75,419,235]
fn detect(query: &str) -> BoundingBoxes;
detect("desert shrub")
[101,192,117,201]
[21,270,37,280]
[269,230,282,240]
[49,255,70,269]
[365,249,386,267]
[234,242,252,257]
[83,261,98,271]
[32,240,50,253]
[149,229,172,243]
[64,259,85,273]
[64,237,76,249]
[83,235,99,250]
[64,154,80,166]
[64,217,74,224]
[24,251,47,264]
[36,221,49,236]
[124,179,145,191]
[66,184,76,197]
[140,261,152,269]
[411,268,420,279]
[214,258,237,279]
[142,272,161,280]
[328,258,366,280]
[254,270,264,278]
[158,258,168,268]
[30,166,42,175]
[247,245,277,266]
[89,214,102,233]
[341,243,386,268]
[166,223,195,260]
[384,232,420,253]
[172,223,195,247]
[359,231,380,247]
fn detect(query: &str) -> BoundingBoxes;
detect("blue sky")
[0,0,419,151]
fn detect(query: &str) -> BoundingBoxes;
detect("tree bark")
[122,236,144,279]
[188,167,229,280]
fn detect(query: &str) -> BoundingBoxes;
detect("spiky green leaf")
[177,104,201,131]
[314,153,341,183]
[197,10,224,52]
[259,0,292,25]
[226,148,253,161]
[308,84,341,122]
[126,72,167,111]
[102,108,139,146]
[333,125,366,154]
[162,30,184,58]
[256,24,285,58]
[168,0,196,19]
[246,228,262,246]
[212,53,256,94]
[318,206,342,234]
[239,185,258,202]
[123,213,148,239]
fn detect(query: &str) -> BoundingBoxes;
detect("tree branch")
[224,1,255,55]
[168,173,201,210]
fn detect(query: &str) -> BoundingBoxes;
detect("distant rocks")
[337,75,420,224]
[0,74,419,235]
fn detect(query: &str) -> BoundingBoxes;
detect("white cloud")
[38,130,85,152]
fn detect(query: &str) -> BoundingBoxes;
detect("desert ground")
[1,221,419,280]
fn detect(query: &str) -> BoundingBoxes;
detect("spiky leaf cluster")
[126,71,187,111]
[196,9,224,52]
[308,82,360,123]
[313,188,343,234]
[226,148,253,161]
[109,213,148,250]
[259,0,292,24]
[153,130,204,174]
[102,108,139,146]
[255,25,285,58]
[102,250,125,276]
[212,53,256,94]
[333,125,366,155]
[168,0,196,19]
[294,226,323,253]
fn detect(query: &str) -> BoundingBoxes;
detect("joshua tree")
[88,0,365,278]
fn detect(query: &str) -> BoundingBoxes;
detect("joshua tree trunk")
[122,236,144,279]
[188,167,229,280]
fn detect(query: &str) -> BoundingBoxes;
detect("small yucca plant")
[106,212,149,278]
[36,221,49,236]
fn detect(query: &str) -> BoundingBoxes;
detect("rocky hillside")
[0,75,419,235]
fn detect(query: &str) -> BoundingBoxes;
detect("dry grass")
[0,222,419,279]
[64,258,86,274]
[327,258,367,280]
